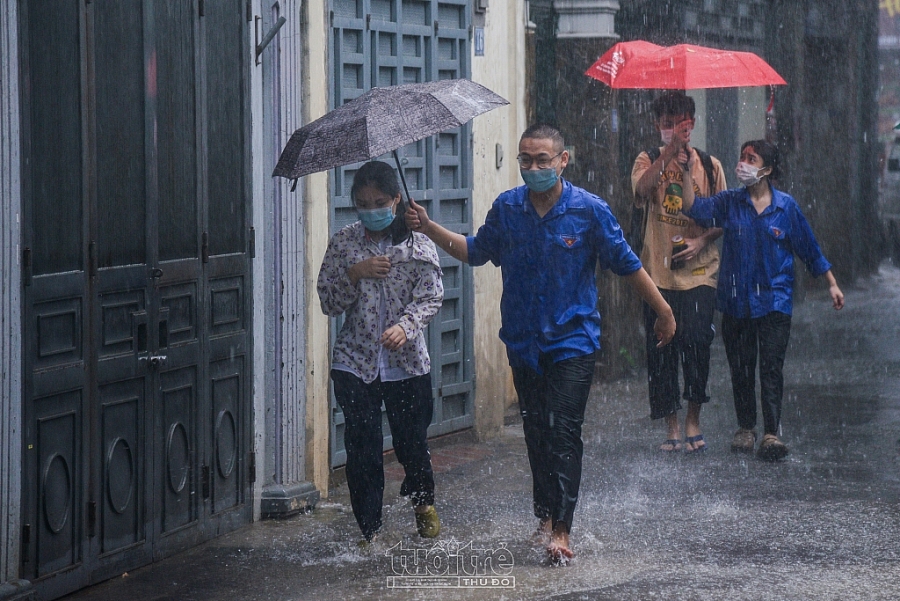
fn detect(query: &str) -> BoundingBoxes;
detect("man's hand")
[673,117,693,145]
[405,198,430,232]
[654,311,677,348]
[347,256,391,285]
[665,118,692,157]
[672,236,705,263]
[380,324,408,350]
[830,284,845,310]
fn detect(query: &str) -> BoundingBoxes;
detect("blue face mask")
[520,167,559,193]
[357,205,396,231]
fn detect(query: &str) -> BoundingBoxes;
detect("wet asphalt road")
[62,263,900,601]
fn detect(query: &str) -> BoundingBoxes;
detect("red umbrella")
[585,41,787,89]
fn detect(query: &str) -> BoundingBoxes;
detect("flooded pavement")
[62,262,900,601]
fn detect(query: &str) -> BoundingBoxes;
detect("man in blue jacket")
[406,123,675,563]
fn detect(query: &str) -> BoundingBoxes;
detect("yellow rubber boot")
[414,505,441,538]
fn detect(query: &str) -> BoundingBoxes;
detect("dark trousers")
[331,370,435,539]
[721,312,792,436]
[511,351,596,533]
[643,286,717,419]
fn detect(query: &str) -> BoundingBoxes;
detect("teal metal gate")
[329,0,475,466]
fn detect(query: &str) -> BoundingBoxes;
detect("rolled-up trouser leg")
[676,286,716,405]
[644,299,681,419]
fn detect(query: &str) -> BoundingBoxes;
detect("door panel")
[34,397,81,577]
[158,366,199,536]
[206,1,246,257]
[156,1,198,263]
[210,357,244,514]
[25,0,83,277]
[94,0,147,269]
[98,380,145,555]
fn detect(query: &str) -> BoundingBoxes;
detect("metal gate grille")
[329,0,474,467]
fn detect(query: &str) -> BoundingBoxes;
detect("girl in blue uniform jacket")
[680,139,844,461]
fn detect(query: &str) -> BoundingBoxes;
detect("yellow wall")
[304,0,332,496]
[469,4,528,439]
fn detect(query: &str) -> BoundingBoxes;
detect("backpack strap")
[695,148,717,194]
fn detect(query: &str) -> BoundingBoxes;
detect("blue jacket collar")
[507,178,575,219]
[739,181,788,214]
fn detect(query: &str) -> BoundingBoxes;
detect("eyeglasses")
[516,151,563,170]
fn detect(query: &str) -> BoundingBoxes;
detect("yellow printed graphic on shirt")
[663,182,683,215]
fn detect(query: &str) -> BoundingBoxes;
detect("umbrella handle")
[392,150,414,205]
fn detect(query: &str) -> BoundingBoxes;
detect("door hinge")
[86,501,97,537]
[199,0,205,17]
[246,0,253,22]
[201,465,211,499]
[249,227,256,258]
[21,523,31,562]
[22,247,32,286]
[89,240,98,276]
[248,452,256,483]
[201,232,209,263]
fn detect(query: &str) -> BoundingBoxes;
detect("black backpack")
[627,147,716,256]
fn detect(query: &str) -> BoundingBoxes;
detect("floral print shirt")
[317,222,443,384]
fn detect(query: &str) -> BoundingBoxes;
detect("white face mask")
[735,161,765,187]
[660,129,674,145]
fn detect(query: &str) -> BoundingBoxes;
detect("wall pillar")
[254,0,319,519]
[0,3,31,599]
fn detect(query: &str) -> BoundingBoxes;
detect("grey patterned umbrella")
[272,79,509,183]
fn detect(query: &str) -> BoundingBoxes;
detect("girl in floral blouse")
[317,160,444,544]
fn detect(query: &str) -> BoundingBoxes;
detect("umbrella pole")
[392,150,414,204]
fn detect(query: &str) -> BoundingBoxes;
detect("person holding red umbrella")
[631,92,727,454]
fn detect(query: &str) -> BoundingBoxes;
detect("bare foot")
[530,518,552,547]
[684,402,705,452]
[546,524,574,565]
[661,413,681,451]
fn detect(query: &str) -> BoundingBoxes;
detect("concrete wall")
[470,3,528,438]
[687,86,768,173]
[765,0,882,284]
[303,0,332,496]
[0,1,23,589]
